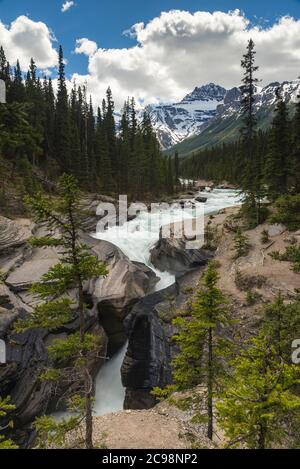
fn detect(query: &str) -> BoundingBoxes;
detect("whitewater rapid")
[93,189,241,416]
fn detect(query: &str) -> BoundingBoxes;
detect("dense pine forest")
[0,45,176,200]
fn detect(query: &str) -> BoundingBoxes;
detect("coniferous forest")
[1,4,300,452]
[0,45,175,200]
[181,41,300,204]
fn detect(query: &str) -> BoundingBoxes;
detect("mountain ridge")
[118,79,300,156]
[138,83,227,149]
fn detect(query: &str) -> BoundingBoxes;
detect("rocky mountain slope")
[166,80,300,156]
[140,83,227,149]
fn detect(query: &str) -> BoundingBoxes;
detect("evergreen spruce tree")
[43,77,56,174]
[240,39,264,225]
[87,95,96,186]
[167,156,174,195]
[174,151,180,190]
[292,86,300,193]
[54,46,71,171]
[265,89,291,200]
[119,100,130,193]
[263,294,300,363]
[95,104,114,193]
[15,174,107,449]
[0,46,10,83]
[170,262,231,440]
[0,397,17,449]
[103,87,117,190]
[0,102,41,176]
[8,60,25,103]
[69,84,83,183]
[217,331,300,449]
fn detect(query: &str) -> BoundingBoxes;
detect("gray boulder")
[150,235,213,276]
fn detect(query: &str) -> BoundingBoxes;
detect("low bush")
[235,270,267,291]
[233,229,251,259]
[270,194,300,231]
[270,244,300,273]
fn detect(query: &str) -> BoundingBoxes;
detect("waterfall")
[93,189,241,416]
[94,343,128,416]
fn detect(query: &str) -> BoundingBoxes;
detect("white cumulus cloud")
[0,15,58,70]
[61,1,75,13]
[72,9,300,110]
[3,10,300,112]
[75,38,98,56]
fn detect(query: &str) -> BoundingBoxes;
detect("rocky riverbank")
[4,188,295,449]
[0,215,159,446]
[0,197,213,447]
[87,206,300,450]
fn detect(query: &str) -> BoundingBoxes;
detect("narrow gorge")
[0,187,240,446]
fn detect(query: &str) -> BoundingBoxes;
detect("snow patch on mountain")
[141,83,227,149]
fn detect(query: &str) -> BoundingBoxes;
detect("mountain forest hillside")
[0,45,177,206]
[168,80,300,156]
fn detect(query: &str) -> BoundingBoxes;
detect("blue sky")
[1,0,300,76]
[1,1,300,108]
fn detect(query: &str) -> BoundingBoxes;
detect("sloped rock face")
[150,236,213,275]
[0,217,34,254]
[121,285,177,409]
[0,217,158,446]
[82,233,159,355]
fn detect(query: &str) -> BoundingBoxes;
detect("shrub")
[203,222,218,251]
[235,270,267,291]
[260,229,270,244]
[270,244,300,273]
[233,229,251,258]
[270,194,300,231]
[246,290,262,306]
[240,203,270,229]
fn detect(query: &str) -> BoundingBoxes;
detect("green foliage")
[0,397,18,449]
[239,201,270,229]
[168,262,232,440]
[34,415,82,449]
[234,270,266,291]
[17,174,107,449]
[270,244,300,273]
[217,332,300,449]
[203,222,218,251]
[48,332,101,366]
[152,385,177,401]
[263,294,300,362]
[245,289,262,306]
[34,394,96,449]
[14,299,74,332]
[233,229,251,258]
[270,194,300,231]
[260,229,270,244]
[0,44,174,199]
[264,91,290,200]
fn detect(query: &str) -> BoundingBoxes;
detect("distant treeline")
[181,42,300,205]
[0,45,178,198]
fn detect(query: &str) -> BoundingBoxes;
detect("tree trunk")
[258,422,266,450]
[85,369,94,450]
[207,327,213,441]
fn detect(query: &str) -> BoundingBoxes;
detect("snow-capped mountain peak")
[140,83,227,149]
[181,83,227,104]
